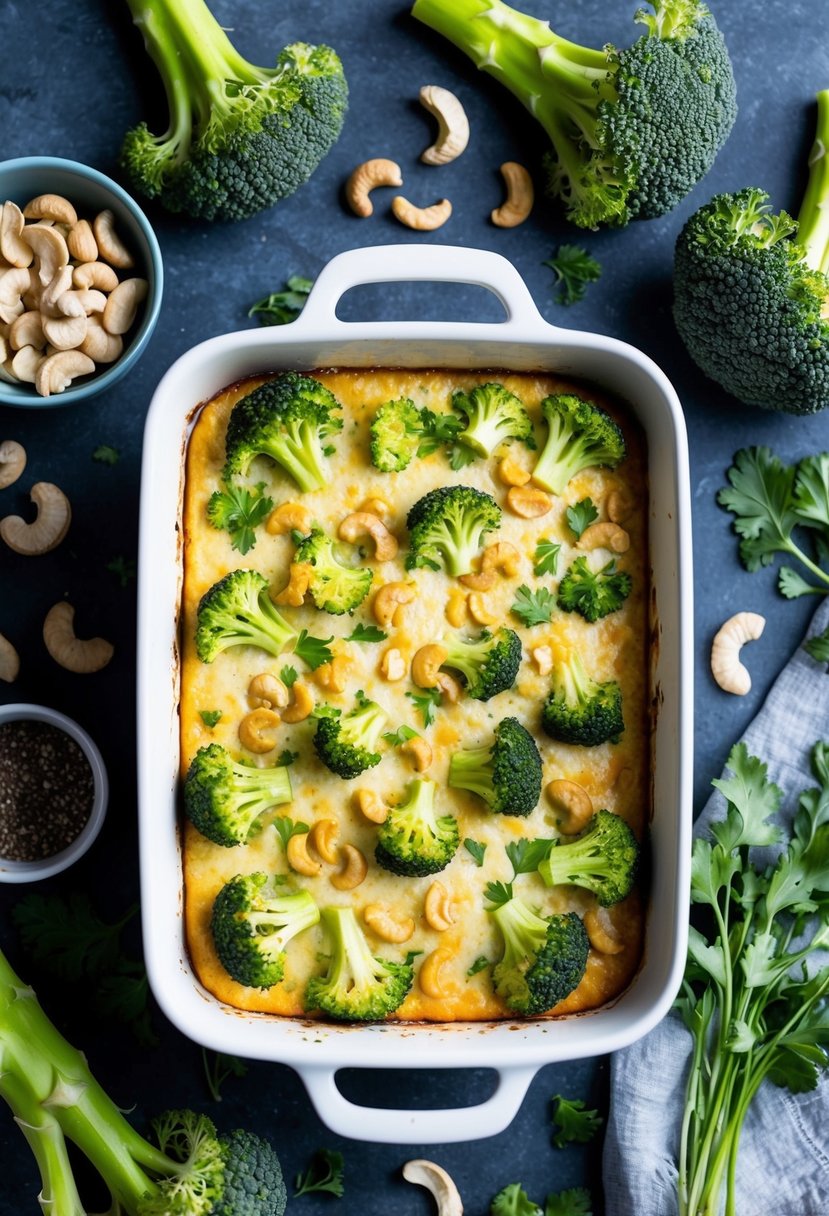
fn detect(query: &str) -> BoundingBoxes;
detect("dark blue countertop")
[1,1,827,1212]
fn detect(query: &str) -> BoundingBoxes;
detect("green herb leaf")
[543,244,602,306]
[511,584,555,627]
[294,630,334,671]
[449,442,478,470]
[551,1095,603,1147]
[506,837,556,876]
[12,893,137,982]
[346,623,387,644]
[793,453,829,532]
[206,481,273,555]
[484,880,513,907]
[406,687,442,727]
[273,817,310,849]
[464,838,487,867]
[545,1188,592,1216]
[534,538,561,577]
[199,709,222,728]
[202,1048,248,1102]
[277,749,299,767]
[418,408,464,457]
[280,665,299,689]
[92,444,120,465]
[248,276,313,326]
[294,1148,345,1198]
[491,1183,542,1216]
[779,565,824,598]
[805,626,829,666]
[467,955,491,976]
[565,498,599,539]
[107,555,137,587]
[382,725,420,747]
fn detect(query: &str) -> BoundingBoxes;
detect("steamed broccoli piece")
[412,0,736,229]
[295,527,373,614]
[531,394,626,495]
[541,650,624,746]
[406,486,501,576]
[673,91,829,414]
[557,557,632,622]
[538,810,639,907]
[370,398,424,472]
[450,382,535,458]
[487,884,589,1015]
[448,717,542,817]
[223,372,343,491]
[313,692,388,778]
[375,778,460,876]
[211,874,320,989]
[195,568,297,663]
[184,744,293,846]
[441,627,522,701]
[120,0,347,222]
[305,905,413,1021]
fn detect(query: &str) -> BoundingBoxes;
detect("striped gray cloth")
[603,602,829,1216]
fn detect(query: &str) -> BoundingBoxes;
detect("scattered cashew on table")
[403,1159,463,1216]
[711,611,766,695]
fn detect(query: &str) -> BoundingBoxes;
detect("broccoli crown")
[448,717,542,817]
[213,1127,288,1216]
[370,398,424,472]
[294,527,373,614]
[375,778,460,876]
[120,0,348,223]
[406,486,501,576]
[184,743,293,846]
[541,650,624,747]
[412,0,736,229]
[557,556,632,622]
[539,810,639,906]
[211,873,320,989]
[450,382,535,458]
[531,394,626,495]
[312,693,388,778]
[222,372,343,490]
[195,568,297,664]
[305,905,413,1021]
[441,627,522,702]
[488,887,589,1015]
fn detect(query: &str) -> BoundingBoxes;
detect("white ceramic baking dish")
[137,244,692,1145]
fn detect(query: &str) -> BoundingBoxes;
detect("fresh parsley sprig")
[551,1095,603,1147]
[406,687,442,727]
[207,481,273,555]
[248,276,313,326]
[543,244,602,306]
[534,538,561,577]
[565,498,599,540]
[294,1148,345,1198]
[511,584,555,627]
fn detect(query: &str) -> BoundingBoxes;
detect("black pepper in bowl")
[0,720,94,860]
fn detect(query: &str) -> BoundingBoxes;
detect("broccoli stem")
[448,745,493,803]
[796,88,829,274]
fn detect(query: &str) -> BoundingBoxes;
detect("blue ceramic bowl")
[0,156,163,408]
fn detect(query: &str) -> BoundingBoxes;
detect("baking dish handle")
[297,1062,538,1144]
[295,244,552,336]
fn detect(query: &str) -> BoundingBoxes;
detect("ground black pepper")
[0,720,94,861]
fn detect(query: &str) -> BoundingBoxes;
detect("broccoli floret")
[295,527,373,614]
[450,382,535,458]
[215,1127,288,1216]
[538,810,639,907]
[448,717,542,817]
[406,486,501,576]
[531,394,626,495]
[120,0,347,222]
[557,556,632,622]
[441,627,522,702]
[487,884,589,1015]
[211,874,320,989]
[223,373,343,491]
[375,778,460,876]
[305,905,413,1021]
[541,650,624,746]
[412,0,736,229]
[370,398,424,472]
[195,569,297,663]
[313,692,388,778]
[184,743,293,846]
[673,93,829,414]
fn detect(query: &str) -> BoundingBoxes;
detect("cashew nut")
[58,289,107,318]
[23,194,78,226]
[584,905,624,955]
[359,495,391,518]
[102,277,147,335]
[424,881,456,932]
[373,581,416,628]
[345,158,403,218]
[9,310,45,351]
[238,708,281,753]
[330,843,368,890]
[0,482,71,555]
[66,220,98,263]
[35,350,95,396]
[578,521,630,553]
[266,500,313,537]
[314,654,352,694]
[0,203,34,268]
[606,486,634,524]
[354,787,388,824]
[380,646,407,681]
[392,196,453,231]
[484,541,521,577]
[287,831,322,877]
[491,162,534,228]
[458,567,496,592]
[0,440,26,489]
[273,562,311,607]
[532,645,553,676]
[711,611,765,696]
[412,643,449,689]
[445,588,469,627]
[435,671,461,703]
[309,818,339,864]
[78,316,123,364]
[338,511,398,561]
[247,672,290,710]
[498,454,531,486]
[0,632,20,683]
[40,266,74,317]
[467,592,498,626]
[42,313,88,351]
[93,210,134,269]
[402,1160,463,1216]
[402,735,432,772]
[364,903,415,944]
[281,680,315,723]
[419,85,470,166]
[546,779,594,834]
[418,948,455,999]
[23,224,69,287]
[10,345,43,384]
[73,261,119,292]
[506,485,552,518]
[0,267,30,324]
[43,602,113,673]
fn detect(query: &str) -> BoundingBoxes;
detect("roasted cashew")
[373,581,416,627]
[0,440,26,489]
[314,654,352,694]
[57,288,107,318]
[247,672,290,710]
[23,194,78,226]
[66,219,98,263]
[391,196,452,231]
[23,225,69,287]
[354,787,388,824]
[9,310,45,351]
[402,1160,463,1216]
[287,831,322,877]
[379,646,407,681]
[42,313,87,351]
[467,592,498,626]
[102,277,148,336]
[546,779,594,834]
[35,350,95,397]
[309,818,339,864]
[0,631,20,682]
[418,947,455,998]
[419,84,470,165]
[445,589,469,628]
[584,905,625,955]
[359,494,391,518]
[273,562,311,607]
[10,345,43,384]
[0,203,33,268]
[402,735,432,772]
[93,210,134,269]
[79,317,123,364]
[606,486,634,524]
[491,161,534,228]
[578,521,630,553]
[532,645,553,676]
[711,611,765,696]
[40,266,73,317]
[281,680,314,723]
[0,482,71,555]
[266,500,313,536]
[484,541,521,578]
[238,708,281,753]
[458,567,496,592]
[43,602,113,673]
[435,671,461,703]
[338,511,398,561]
[73,261,119,292]
[424,881,456,932]
[0,267,31,324]
[498,453,531,487]
[345,158,403,218]
[506,485,552,518]
[330,843,368,890]
[412,643,448,689]
[364,903,415,944]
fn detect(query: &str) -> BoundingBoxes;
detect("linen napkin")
[603,601,829,1216]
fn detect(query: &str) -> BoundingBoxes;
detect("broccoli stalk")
[211,874,320,989]
[0,946,286,1215]
[450,382,535,458]
[305,906,413,1021]
[448,717,542,817]
[538,810,639,906]
[406,486,502,576]
[412,0,736,229]
[441,627,523,702]
[541,650,624,746]
[375,778,460,876]
[531,394,626,496]
[184,743,293,846]
[313,692,388,778]
[487,884,589,1015]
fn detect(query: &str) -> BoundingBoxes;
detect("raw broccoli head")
[120,0,348,223]
[312,692,388,778]
[450,382,535,458]
[213,1127,288,1216]
[557,556,632,622]
[538,809,639,907]
[412,0,736,229]
[305,905,413,1021]
[541,650,624,746]
[370,398,424,472]
[184,744,293,846]
[375,778,460,876]
[487,884,589,1015]
[210,873,320,989]
[295,527,373,614]
[448,717,542,817]
[195,568,297,663]
[223,373,343,491]
[531,393,626,495]
[406,486,501,576]
[441,627,522,702]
